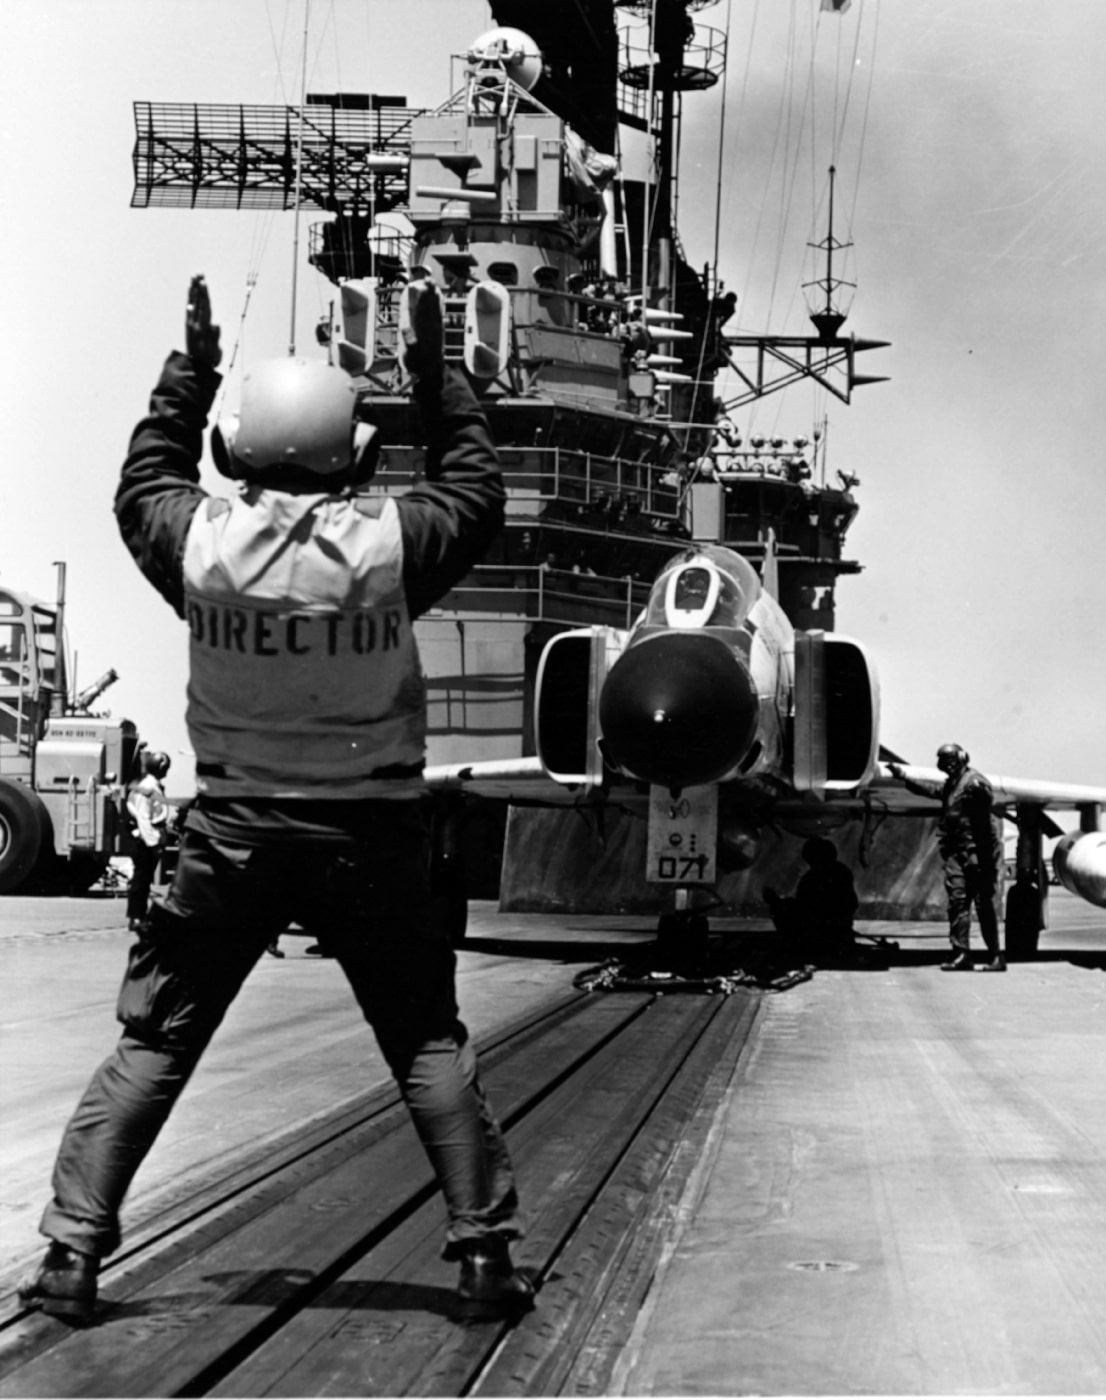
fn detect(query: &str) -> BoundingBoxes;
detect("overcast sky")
[2,0,1104,798]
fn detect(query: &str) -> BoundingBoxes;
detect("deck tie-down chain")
[573,959,815,995]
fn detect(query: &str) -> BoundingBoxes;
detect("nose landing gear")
[656,892,712,969]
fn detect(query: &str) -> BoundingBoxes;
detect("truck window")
[0,622,26,687]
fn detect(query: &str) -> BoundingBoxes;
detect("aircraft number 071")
[646,785,718,884]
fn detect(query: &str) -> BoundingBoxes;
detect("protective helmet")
[211,357,378,484]
[936,743,969,773]
[146,751,171,779]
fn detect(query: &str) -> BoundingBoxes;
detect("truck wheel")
[0,780,50,894]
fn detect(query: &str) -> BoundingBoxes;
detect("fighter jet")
[427,539,1106,951]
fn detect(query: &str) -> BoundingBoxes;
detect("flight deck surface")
[3,892,1106,1394]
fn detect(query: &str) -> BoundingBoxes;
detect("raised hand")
[185,274,222,369]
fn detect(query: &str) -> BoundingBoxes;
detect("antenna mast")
[805,164,855,340]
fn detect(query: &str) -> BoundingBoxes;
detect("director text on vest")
[187,601,404,656]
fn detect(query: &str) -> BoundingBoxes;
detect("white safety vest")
[181,488,425,799]
[127,775,170,846]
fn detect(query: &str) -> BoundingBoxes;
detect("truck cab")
[0,583,140,894]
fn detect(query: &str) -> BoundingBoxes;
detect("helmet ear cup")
[211,419,242,479]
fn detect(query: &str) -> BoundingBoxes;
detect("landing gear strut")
[1005,803,1047,960]
[656,888,712,968]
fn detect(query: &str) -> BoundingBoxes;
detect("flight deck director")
[19,276,534,1324]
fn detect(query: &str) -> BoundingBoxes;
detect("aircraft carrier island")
[4,1,1106,1396]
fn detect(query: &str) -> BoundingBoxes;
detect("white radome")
[468,28,543,91]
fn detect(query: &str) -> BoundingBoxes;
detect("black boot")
[18,1242,98,1325]
[457,1237,535,1314]
[978,953,1007,972]
[940,952,973,971]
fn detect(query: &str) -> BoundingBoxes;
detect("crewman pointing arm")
[890,745,1005,972]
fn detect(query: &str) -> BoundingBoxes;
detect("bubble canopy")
[643,546,762,631]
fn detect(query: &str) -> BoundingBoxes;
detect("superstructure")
[131,0,890,909]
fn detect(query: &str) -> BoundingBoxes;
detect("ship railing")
[371,283,632,363]
[508,287,628,337]
[619,22,727,94]
[375,445,682,522]
[372,277,630,332]
[504,445,681,520]
[427,564,650,630]
[373,284,623,364]
[309,221,414,285]
[713,461,807,483]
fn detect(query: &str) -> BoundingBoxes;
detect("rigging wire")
[675,0,736,460]
[739,0,875,444]
[220,274,260,385]
[685,1,881,470]
[305,0,344,343]
[737,0,796,340]
[714,0,759,421]
[846,0,880,235]
[764,1,803,322]
[288,0,311,356]
[773,2,827,331]
[738,0,807,438]
[710,0,735,283]
[216,0,298,411]
[640,0,659,307]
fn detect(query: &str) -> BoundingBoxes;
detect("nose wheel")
[656,908,711,966]
[655,885,720,969]
[574,892,742,994]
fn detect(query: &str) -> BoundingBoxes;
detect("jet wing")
[423,756,584,804]
[868,763,1106,913]
[868,762,1106,814]
[425,755,1106,816]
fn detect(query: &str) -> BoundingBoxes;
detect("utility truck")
[0,567,143,894]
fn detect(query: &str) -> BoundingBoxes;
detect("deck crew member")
[125,748,172,929]
[889,744,1005,972]
[764,836,859,963]
[20,275,532,1324]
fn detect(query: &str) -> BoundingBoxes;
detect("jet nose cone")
[598,633,758,788]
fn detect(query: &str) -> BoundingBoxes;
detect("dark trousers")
[41,804,521,1260]
[945,858,1001,956]
[126,842,161,921]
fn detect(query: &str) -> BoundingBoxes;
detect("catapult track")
[0,985,760,1398]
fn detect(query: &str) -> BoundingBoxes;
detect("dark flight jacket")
[904,767,1002,871]
[114,352,504,808]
